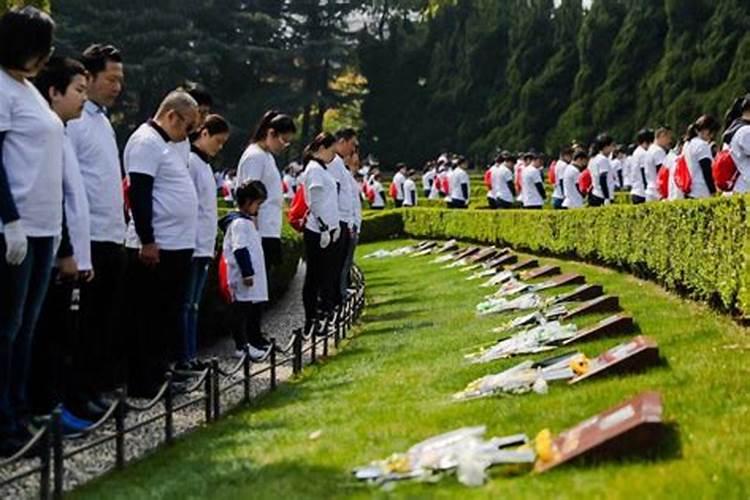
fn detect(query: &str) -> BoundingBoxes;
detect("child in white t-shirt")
[220,180,270,360]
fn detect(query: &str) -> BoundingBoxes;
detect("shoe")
[89,395,115,413]
[68,400,106,423]
[233,348,247,359]
[172,361,195,372]
[247,343,270,362]
[61,408,94,434]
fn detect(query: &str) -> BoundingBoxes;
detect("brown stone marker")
[563,295,620,320]
[550,284,603,305]
[562,314,634,345]
[508,258,538,272]
[488,253,518,269]
[569,336,660,384]
[437,239,459,253]
[468,247,500,264]
[415,241,438,251]
[453,246,481,260]
[544,273,586,287]
[535,391,665,473]
[521,265,562,281]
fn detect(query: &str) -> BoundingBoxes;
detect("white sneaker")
[247,343,269,361]
[233,348,246,359]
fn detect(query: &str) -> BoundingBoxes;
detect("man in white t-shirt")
[562,150,589,209]
[66,43,127,403]
[329,128,358,306]
[123,91,199,398]
[392,163,407,208]
[521,152,546,209]
[629,128,654,204]
[551,147,573,209]
[448,157,470,208]
[491,152,516,209]
[644,126,673,202]
[422,163,436,198]
[403,170,418,207]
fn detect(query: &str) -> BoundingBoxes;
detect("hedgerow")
[359,197,750,316]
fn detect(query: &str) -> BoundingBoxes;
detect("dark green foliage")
[359,0,750,165]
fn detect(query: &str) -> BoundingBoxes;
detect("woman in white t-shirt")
[588,133,616,207]
[237,111,296,272]
[683,115,719,199]
[403,170,418,207]
[369,173,386,209]
[723,95,750,194]
[179,115,230,370]
[301,133,340,333]
[0,7,63,451]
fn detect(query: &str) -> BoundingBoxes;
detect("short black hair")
[33,56,87,104]
[251,110,297,143]
[197,113,230,136]
[81,43,122,77]
[0,7,55,71]
[182,82,213,108]
[636,128,655,144]
[335,128,357,141]
[236,180,267,206]
[573,150,589,161]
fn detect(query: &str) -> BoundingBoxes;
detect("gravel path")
[0,259,352,499]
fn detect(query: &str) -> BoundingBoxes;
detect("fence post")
[311,324,317,365]
[211,358,221,419]
[164,374,174,445]
[323,316,329,358]
[204,364,212,423]
[243,351,251,404]
[270,339,277,391]
[51,407,63,500]
[115,388,126,469]
[293,329,302,375]
[39,416,52,500]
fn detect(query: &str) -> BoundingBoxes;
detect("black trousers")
[331,222,351,306]
[302,229,338,323]
[588,194,605,207]
[395,200,404,208]
[77,242,127,395]
[447,200,467,209]
[489,198,514,209]
[29,273,77,414]
[125,248,193,395]
[631,194,646,205]
[231,301,263,350]
[261,237,282,273]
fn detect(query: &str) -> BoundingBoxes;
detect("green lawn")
[73,239,750,499]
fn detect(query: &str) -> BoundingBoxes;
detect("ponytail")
[302,132,336,165]
[723,95,750,131]
[250,110,297,144]
[686,114,720,141]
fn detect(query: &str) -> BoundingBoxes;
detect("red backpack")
[440,175,450,194]
[547,160,558,185]
[673,155,692,194]
[656,165,670,199]
[712,150,739,192]
[287,186,308,232]
[217,255,233,304]
[389,181,398,200]
[577,169,593,194]
[484,168,492,189]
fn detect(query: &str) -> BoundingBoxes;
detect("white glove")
[3,220,28,265]
[331,226,341,243]
[320,230,331,249]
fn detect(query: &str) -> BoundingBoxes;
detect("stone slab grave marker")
[415,241,437,251]
[468,247,501,264]
[521,265,562,281]
[452,246,481,261]
[570,335,660,384]
[550,284,603,305]
[508,258,538,273]
[437,239,459,253]
[535,391,666,473]
[543,273,586,288]
[562,314,634,345]
[488,253,518,269]
[563,295,620,320]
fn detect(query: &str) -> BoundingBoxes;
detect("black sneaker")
[189,359,209,371]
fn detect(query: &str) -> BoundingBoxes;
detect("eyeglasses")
[174,111,197,135]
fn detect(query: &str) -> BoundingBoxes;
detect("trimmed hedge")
[360,198,750,316]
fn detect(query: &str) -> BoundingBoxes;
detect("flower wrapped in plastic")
[467,321,579,363]
[476,293,542,316]
[480,270,515,288]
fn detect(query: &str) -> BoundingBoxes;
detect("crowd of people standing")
[0,6,363,457]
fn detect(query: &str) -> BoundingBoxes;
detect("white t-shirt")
[422,169,436,191]
[349,173,362,229]
[666,150,684,201]
[492,163,515,203]
[552,160,568,200]
[403,178,417,206]
[303,160,339,233]
[392,171,406,200]
[429,172,444,199]
[629,146,648,198]
[645,144,667,201]
[731,125,750,194]
[622,156,633,188]
[370,180,385,208]
[124,122,198,250]
[0,70,64,237]
[67,101,126,243]
[327,154,353,225]
[521,166,544,207]
[562,164,584,208]
[223,215,267,303]
[189,148,219,258]
[685,137,713,199]
[588,154,611,200]
[449,167,470,202]
[237,143,282,238]
[282,173,296,201]
[62,133,92,270]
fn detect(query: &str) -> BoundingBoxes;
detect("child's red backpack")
[577,169,593,194]
[483,168,492,190]
[712,149,739,192]
[217,255,233,304]
[656,164,670,199]
[514,167,523,195]
[365,184,376,204]
[547,160,557,185]
[440,175,449,194]
[287,186,308,232]
[389,181,398,200]
[673,155,692,195]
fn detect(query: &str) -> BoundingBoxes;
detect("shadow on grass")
[368,295,421,308]
[362,309,426,323]
[360,321,435,337]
